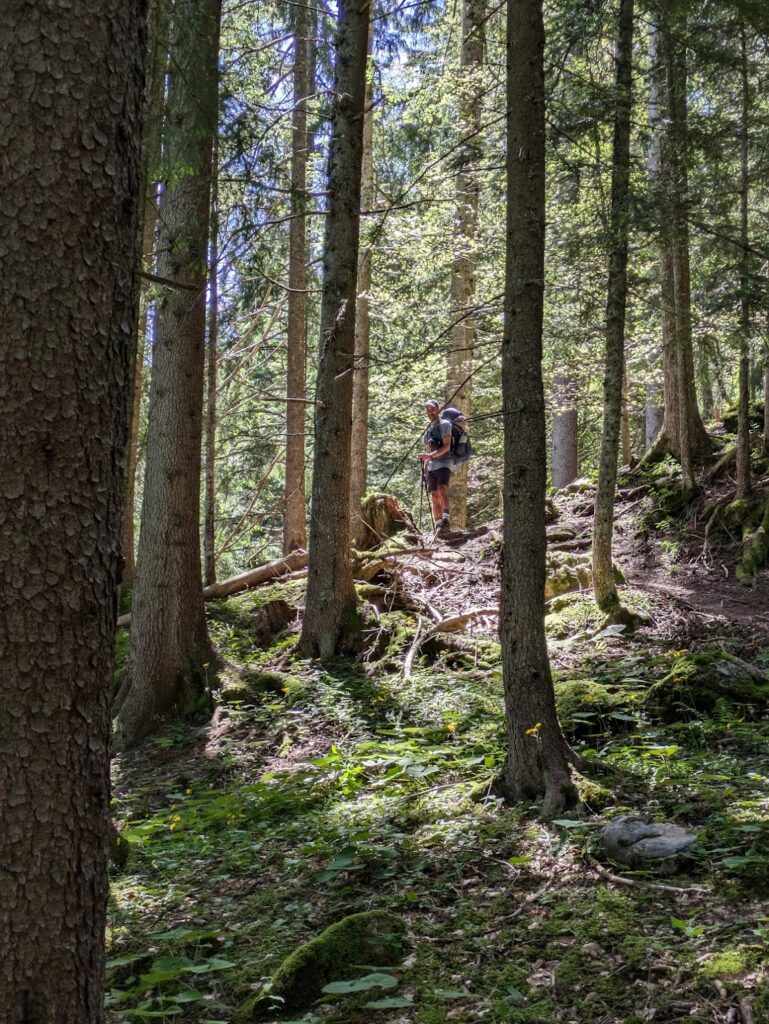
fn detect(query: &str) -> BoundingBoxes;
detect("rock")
[601,816,697,867]
[558,477,595,495]
[266,910,406,1012]
[219,667,305,705]
[645,652,769,723]
[545,551,593,600]
[555,679,641,737]
[546,527,577,543]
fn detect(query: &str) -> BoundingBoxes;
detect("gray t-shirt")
[424,418,454,471]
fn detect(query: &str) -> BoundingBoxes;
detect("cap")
[425,399,441,409]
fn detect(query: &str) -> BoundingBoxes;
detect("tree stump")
[355,493,417,550]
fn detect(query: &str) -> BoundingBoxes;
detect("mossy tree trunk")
[499,0,576,817]
[350,15,375,547]
[0,0,144,1016]
[646,3,710,469]
[122,0,170,588]
[447,0,485,529]
[300,0,370,660]
[283,0,313,554]
[592,0,634,613]
[204,136,219,586]
[115,0,221,749]
[736,22,751,500]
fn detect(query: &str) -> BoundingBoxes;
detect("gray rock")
[601,816,696,868]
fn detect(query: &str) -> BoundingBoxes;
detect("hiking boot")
[441,513,450,530]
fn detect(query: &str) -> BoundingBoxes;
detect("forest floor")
[108,462,769,1024]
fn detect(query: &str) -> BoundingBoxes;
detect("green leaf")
[507,855,532,865]
[433,987,473,999]
[364,996,414,1008]
[322,973,398,994]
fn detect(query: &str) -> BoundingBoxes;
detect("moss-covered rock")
[555,679,642,737]
[220,667,305,705]
[546,593,603,639]
[646,652,769,722]
[722,399,763,433]
[268,910,406,1011]
[545,552,624,600]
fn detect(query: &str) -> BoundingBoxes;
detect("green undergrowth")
[108,583,769,1023]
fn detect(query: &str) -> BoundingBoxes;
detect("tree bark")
[551,375,578,488]
[115,0,221,749]
[350,23,375,547]
[300,0,370,660]
[736,23,751,499]
[122,0,170,587]
[204,136,219,585]
[283,0,312,554]
[0,1,144,1018]
[645,385,664,450]
[593,0,635,613]
[647,4,710,467]
[499,0,576,816]
[447,0,486,529]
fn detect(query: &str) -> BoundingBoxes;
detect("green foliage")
[646,651,769,722]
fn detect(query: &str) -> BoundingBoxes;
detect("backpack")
[430,406,473,465]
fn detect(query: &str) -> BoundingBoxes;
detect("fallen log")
[117,549,308,627]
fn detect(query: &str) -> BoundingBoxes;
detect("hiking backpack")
[430,406,473,465]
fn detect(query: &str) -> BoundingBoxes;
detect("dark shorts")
[425,466,452,491]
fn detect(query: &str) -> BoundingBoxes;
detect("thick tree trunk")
[300,0,370,660]
[204,138,219,585]
[736,24,751,499]
[122,0,169,587]
[763,349,769,457]
[447,0,485,529]
[499,0,576,816]
[647,5,710,467]
[551,375,578,487]
[115,0,221,749]
[593,0,635,613]
[0,2,144,1019]
[350,31,375,548]
[283,0,312,554]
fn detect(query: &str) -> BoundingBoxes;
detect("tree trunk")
[115,0,221,749]
[283,0,312,554]
[122,0,170,587]
[0,2,144,1018]
[204,136,219,586]
[350,24,375,547]
[551,375,578,487]
[736,23,751,499]
[447,0,485,529]
[621,359,632,465]
[647,4,710,467]
[299,0,370,660]
[645,384,664,449]
[592,0,634,613]
[763,346,769,457]
[499,0,576,816]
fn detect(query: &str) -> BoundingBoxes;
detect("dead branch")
[587,855,709,895]
[116,549,308,628]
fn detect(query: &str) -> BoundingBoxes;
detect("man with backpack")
[420,399,471,533]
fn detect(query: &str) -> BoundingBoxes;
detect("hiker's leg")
[430,489,442,522]
[437,484,450,517]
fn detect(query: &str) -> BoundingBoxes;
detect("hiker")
[420,399,455,532]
